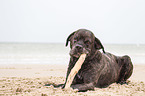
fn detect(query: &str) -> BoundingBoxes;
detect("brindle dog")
[62,29,133,92]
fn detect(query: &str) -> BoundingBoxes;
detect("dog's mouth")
[69,48,89,58]
[69,52,82,58]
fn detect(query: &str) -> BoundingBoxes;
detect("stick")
[64,54,87,89]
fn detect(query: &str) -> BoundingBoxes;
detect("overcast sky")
[0,0,145,44]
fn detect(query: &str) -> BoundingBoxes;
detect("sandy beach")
[0,64,145,96]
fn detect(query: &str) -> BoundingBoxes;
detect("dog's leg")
[117,55,133,84]
[71,82,95,92]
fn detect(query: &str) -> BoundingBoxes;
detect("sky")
[0,0,145,44]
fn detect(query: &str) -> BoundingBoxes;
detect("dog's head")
[66,29,105,58]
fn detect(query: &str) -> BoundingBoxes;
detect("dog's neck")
[70,50,102,64]
[86,50,102,61]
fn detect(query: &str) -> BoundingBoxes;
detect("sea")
[0,43,145,65]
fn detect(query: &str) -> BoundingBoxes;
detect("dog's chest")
[76,62,98,79]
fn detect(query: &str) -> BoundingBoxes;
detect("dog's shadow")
[44,82,64,88]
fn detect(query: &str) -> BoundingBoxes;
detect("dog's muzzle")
[69,44,89,58]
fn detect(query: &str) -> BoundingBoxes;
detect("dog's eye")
[85,41,90,47]
[74,40,77,43]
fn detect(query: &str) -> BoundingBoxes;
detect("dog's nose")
[76,45,83,51]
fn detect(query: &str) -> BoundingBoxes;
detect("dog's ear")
[94,37,105,53]
[65,32,76,47]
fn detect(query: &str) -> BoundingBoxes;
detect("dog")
[62,29,133,92]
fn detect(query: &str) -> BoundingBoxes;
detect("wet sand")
[0,64,145,96]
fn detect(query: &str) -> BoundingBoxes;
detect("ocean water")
[0,43,145,65]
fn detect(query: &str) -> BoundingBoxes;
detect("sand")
[0,64,145,96]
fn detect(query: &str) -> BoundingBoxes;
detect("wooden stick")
[64,54,87,89]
